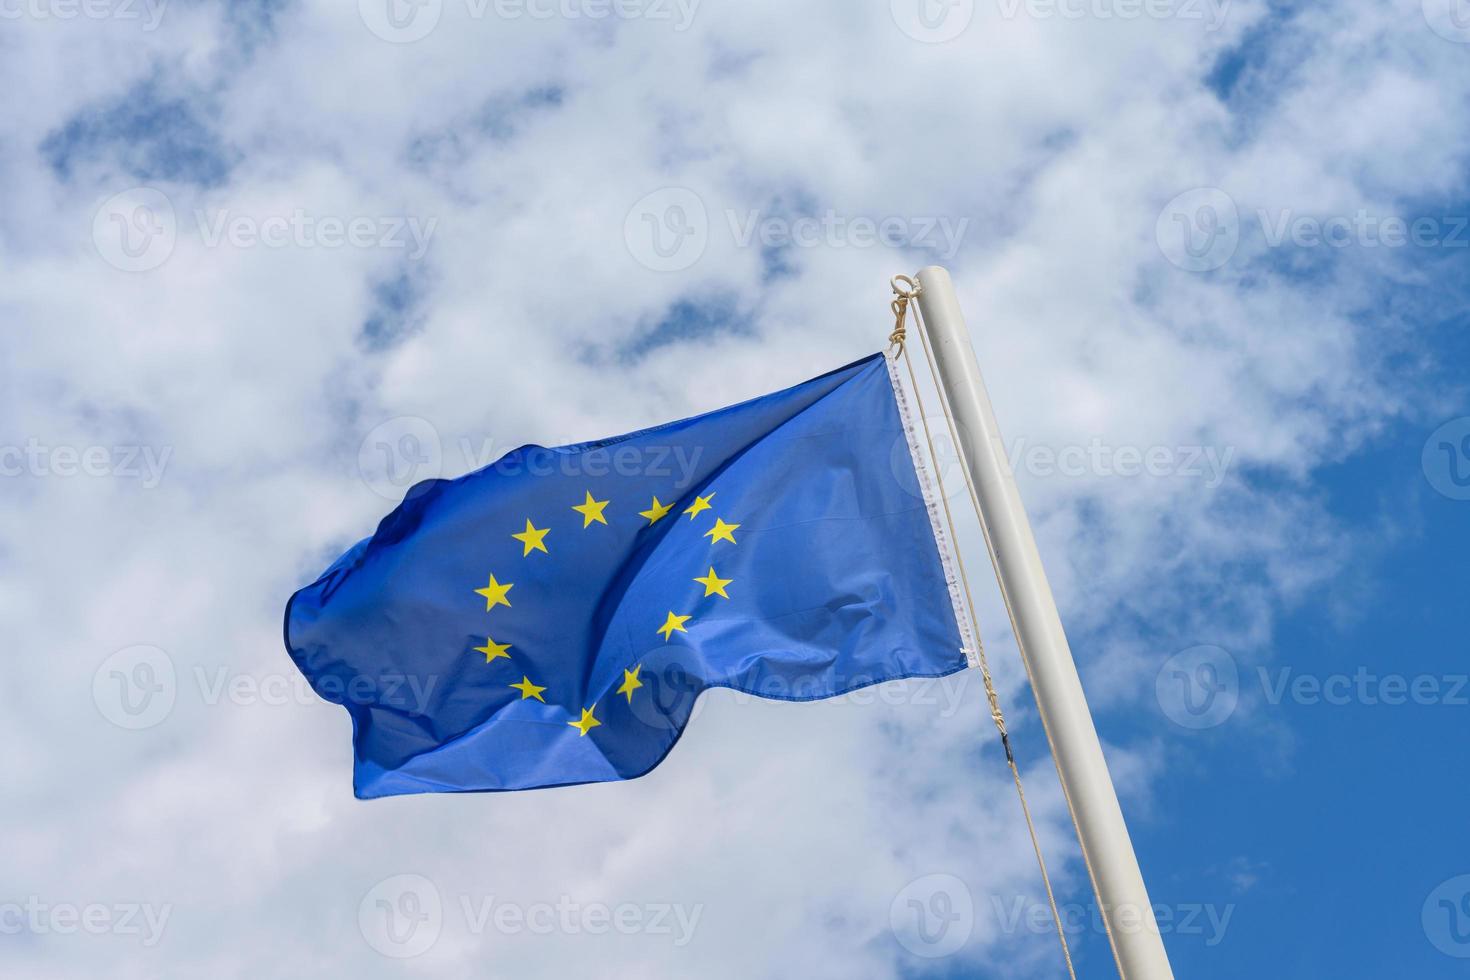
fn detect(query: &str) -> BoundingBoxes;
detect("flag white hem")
[886,350,982,668]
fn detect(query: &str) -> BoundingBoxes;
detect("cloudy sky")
[2,0,1468,976]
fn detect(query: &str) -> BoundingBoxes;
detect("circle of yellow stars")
[471,488,740,737]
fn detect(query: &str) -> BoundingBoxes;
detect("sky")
[1,0,1468,977]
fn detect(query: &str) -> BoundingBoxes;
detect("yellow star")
[474,637,512,663]
[704,518,740,545]
[657,610,692,641]
[474,574,513,611]
[510,676,546,702]
[683,492,715,520]
[572,491,610,528]
[511,518,550,556]
[568,705,600,737]
[639,496,673,524]
[693,566,732,598]
[617,665,644,702]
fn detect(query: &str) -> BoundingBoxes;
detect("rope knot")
[888,274,921,351]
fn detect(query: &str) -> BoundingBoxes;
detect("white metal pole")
[913,265,1175,980]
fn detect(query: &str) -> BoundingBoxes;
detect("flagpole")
[913,265,1176,980]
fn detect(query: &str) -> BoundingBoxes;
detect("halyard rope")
[889,274,1079,980]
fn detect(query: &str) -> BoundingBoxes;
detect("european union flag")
[285,352,976,798]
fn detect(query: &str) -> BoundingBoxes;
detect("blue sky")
[1083,202,1470,976]
[1,1,1468,978]
[1128,368,1470,977]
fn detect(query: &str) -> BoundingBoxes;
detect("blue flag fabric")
[285,352,973,798]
